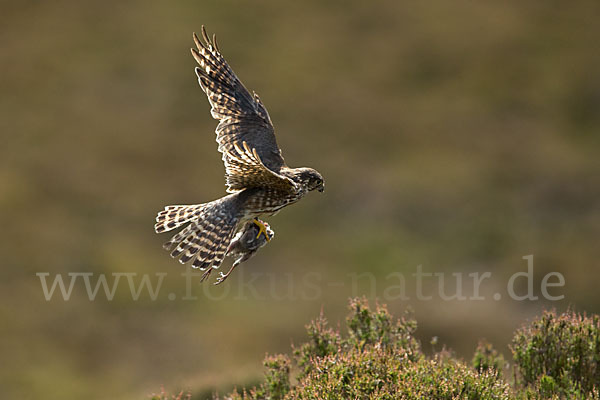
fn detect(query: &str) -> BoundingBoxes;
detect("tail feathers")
[170,222,203,260]
[156,197,240,270]
[191,227,235,270]
[155,204,204,233]
[162,222,195,250]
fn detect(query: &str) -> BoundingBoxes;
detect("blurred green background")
[2,0,599,398]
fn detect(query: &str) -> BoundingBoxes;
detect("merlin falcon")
[155,27,324,284]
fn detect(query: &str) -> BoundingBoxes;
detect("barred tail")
[155,204,205,233]
[155,196,240,270]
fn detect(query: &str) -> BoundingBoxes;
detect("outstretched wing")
[191,27,286,192]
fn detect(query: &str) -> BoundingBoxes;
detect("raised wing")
[191,27,286,191]
[225,141,297,193]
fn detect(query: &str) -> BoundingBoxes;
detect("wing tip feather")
[201,25,210,46]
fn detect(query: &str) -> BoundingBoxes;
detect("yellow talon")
[253,219,271,242]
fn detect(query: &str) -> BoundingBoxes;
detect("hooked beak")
[318,185,325,193]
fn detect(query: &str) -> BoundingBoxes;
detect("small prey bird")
[154,27,324,284]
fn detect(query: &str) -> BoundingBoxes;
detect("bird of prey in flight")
[155,27,324,284]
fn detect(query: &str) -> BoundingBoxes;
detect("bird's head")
[291,167,325,193]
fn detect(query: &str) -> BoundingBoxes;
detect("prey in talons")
[201,219,275,285]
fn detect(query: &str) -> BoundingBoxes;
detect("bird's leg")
[252,218,271,242]
[200,268,213,283]
[214,261,240,285]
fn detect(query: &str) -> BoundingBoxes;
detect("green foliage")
[150,386,192,400]
[472,340,505,374]
[511,310,600,398]
[200,300,600,400]
[345,298,420,358]
[286,298,509,399]
[292,309,341,378]
[212,298,514,399]
[290,298,428,398]
[251,355,291,400]
[291,349,511,400]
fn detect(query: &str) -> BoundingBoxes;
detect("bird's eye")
[316,179,322,185]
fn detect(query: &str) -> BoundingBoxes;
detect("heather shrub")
[248,355,291,400]
[155,300,600,399]
[150,387,192,400]
[214,298,510,400]
[472,340,505,375]
[290,348,511,399]
[345,298,420,358]
[292,310,341,378]
[511,310,600,398]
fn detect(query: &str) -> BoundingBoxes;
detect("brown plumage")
[155,26,324,284]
